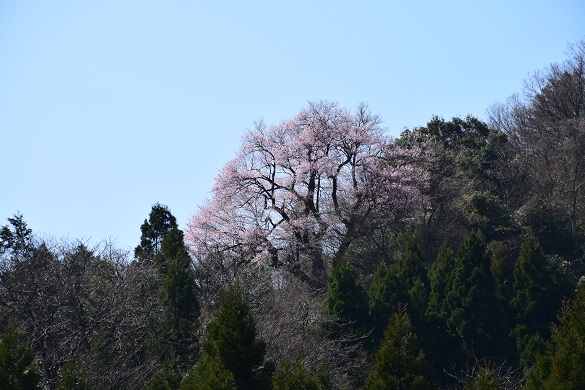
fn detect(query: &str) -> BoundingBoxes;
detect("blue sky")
[1,1,584,252]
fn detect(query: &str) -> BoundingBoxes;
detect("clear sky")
[1,1,584,252]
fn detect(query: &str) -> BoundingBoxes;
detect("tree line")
[1,39,584,389]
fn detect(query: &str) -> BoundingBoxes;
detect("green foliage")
[462,362,501,390]
[510,230,561,369]
[368,263,407,346]
[365,305,429,390]
[0,213,34,258]
[327,257,369,334]
[273,360,321,390]
[181,353,236,390]
[148,357,185,390]
[397,237,429,316]
[526,284,585,389]
[426,243,455,321]
[157,227,200,364]
[191,283,273,390]
[0,319,41,390]
[135,203,178,262]
[57,360,90,390]
[443,230,507,359]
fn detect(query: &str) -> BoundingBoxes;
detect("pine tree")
[365,305,429,390]
[0,319,41,390]
[184,283,273,390]
[510,230,561,369]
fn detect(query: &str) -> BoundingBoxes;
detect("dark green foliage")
[462,361,503,390]
[510,230,561,369]
[426,243,455,321]
[526,284,585,389]
[368,262,408,348]
[57,360,90,390]
[156,227,200,365]
[0,319,41,390]
[148,357,184,390]
[0,213,34,258]
[273,360,322,390]
[365,305,429,390]
[181,354,236,390]
[397,237,429,316]
[443,231,507,359]
[190,283,273,390]
[327,257,369,334]
[135,203,178,262]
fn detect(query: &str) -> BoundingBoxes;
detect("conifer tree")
[272,360,321,390]
[158,227,200,363]
[0,319,41,390]
[526,283,585,389]
[184,283,273,390]
[135,203,178,262]
[443,230,506,360]
[426,243,455,321]
[326,257,369,334]
[510,230,561,369]
[368,263,408,349]
[365,305,429,390]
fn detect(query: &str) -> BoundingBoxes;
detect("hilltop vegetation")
[1,40,584,389]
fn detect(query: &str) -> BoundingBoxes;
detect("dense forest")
[1,40,584,389]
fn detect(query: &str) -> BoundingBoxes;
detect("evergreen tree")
[397,238,429,317]
[368,262,408,349]
[157,227,200,365]
[426,243,455,321]
[181,354,236,390]
[272,360,321,390]
[135,203,178,262]
[326,257,369,334]
[364,305,429,390]
[0,319,41,390]
[0,213,34,259]
[510,230,561,370]
[185,283,272,390]
[443,230,507,360]
[57,360,90,390]
[526,283,585,389]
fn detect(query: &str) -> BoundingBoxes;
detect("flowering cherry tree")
[186,101,425,287]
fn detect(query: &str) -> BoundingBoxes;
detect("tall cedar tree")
[327,257,369,335]
[135,203,178,262]
[364,305,429,390]
[183,283,273,390]
[368,263,408,350]
[148,226,200,389]
[444,230,507,360]
[510,230,561,370]
[272,360,331,390]
[526,283,585,389]
[0,319,41,390]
